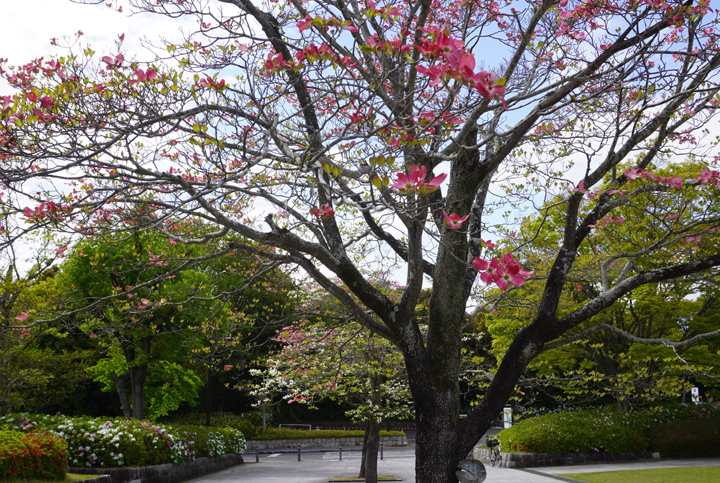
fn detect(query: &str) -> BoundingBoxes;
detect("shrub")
[169,425,246,459]
[498,404,720,454]
[0,430,67,480]
[648,417,720,458]
[0,413,245,468]
[499,409,648,454]
[249,428,405,440]
[162,412,263,439]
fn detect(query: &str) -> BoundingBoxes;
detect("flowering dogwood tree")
[250,320,412,480]
[2,0,720,480]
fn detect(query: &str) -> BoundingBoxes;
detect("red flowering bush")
[0,430,67,480]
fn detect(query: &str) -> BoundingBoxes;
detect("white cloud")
[0,0,195,93]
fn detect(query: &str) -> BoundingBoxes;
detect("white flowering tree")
[250,319,412,481]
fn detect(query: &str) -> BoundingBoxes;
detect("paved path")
[187,446,720,483]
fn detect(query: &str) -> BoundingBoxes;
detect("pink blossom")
[482,239,496,250]
[310,204,335,219]
[390,164,426,192]
[473,257,504,285]
[624,168,643,181]
[15,311,29,321]
[442,211,469,229]
[40,96,53,109]
[101,54,124,68]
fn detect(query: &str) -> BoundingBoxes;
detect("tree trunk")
[111,371,132,419]
[123,336,151,420]
[362,419,381,483]
[129,364,148,420]
[359,421,369,479]
[413,387,461,483]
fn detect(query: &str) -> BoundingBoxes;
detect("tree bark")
[124,336,151,420]
[129,364,148,420]
[362,419,381,483]
[111,371,132,419]
[359,421,369,479]
[413,385,461,483]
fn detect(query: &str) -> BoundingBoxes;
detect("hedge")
[648,417,720,458]
[0,414,244,468]
[498,404,720,455]
[248,428,405,440]
[161,412,405,441]
[0,430,67,480]
[162,412,262,439]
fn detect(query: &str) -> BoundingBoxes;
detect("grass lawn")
[557,466,720,483]
[1,474,97,483]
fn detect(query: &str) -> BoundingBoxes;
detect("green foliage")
[250,288,413,425]
[161,411,265,439]
[648,417,720,458]
[0,430,67,480]
[0,262,96,414]
[170,425,247,458]
[87,347,203,421]
[499,405,720,454]
[248,428,404,440]
[0,413,244,468]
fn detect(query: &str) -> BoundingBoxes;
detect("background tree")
[474,160,720,409]
[0,259,94,413]
[2,1,720,481]
[57,227,293,420]
[249,279,412,481]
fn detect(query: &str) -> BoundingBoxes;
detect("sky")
[0,0,193,94]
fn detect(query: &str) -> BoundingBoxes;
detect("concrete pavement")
[186,445,720,483]
[189,423,717,483]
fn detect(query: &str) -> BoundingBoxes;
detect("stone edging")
[69,476,112,483]
[473,447,660,468]
[68,453,243,483]
[247,435,408,450]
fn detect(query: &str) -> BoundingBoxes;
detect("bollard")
[256,447,259,463]
[380,445,383,460]
[298,445,301,462]
[339,446,343,461]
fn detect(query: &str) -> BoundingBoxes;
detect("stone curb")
[68,453,243,483]
[69,476,112,483]
[473,447,660,468]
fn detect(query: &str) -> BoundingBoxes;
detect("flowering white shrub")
[0,413,244,468]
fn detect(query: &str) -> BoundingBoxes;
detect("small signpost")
[692,387,700,404]
[455,459,487,483]
[503,407,513,429]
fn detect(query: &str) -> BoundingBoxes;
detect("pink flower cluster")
[389,164,446,194]
[311,204,335,219]
[22,201,71,224]
[588,214,625,230]
[473,253,533,291]
[130,68,157,83]
[415,26,507,108]
[196,76,226,89]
